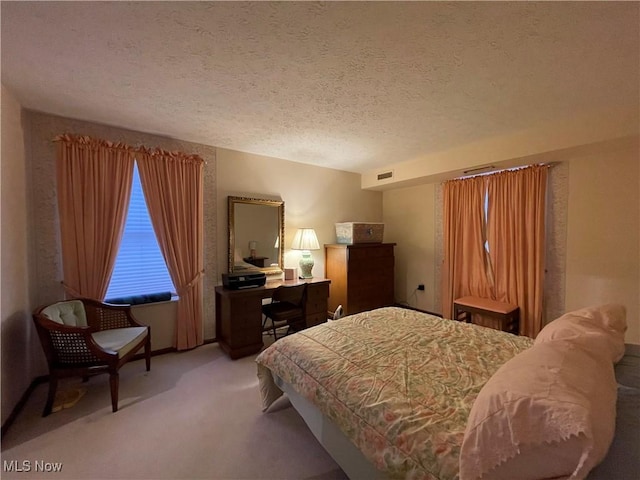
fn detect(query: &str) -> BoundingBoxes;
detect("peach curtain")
[55,134,135,300]
[487,165,548,337]
[441,175,494,319]
[136,149,204,350]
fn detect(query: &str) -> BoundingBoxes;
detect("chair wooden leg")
[109,372,119,413]
[43,374,58,417]
[145,336,151,372]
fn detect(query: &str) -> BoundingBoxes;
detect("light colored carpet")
[1,343,348,480]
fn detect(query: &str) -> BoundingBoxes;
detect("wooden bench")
[453,296,520,334]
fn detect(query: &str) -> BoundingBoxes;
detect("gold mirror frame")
[228,196,285,276]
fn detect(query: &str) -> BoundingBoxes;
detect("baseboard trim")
[132,347,175,361]
[130,338,216,360]
[1,375,48,439]
[394,303,443,318]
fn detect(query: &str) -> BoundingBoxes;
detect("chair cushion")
[263,302,304,322]
[92,327,148,358]
[41,300,87,327]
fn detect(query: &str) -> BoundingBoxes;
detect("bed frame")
[275,375,386,479]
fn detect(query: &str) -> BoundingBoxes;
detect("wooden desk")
[215,278,330,359]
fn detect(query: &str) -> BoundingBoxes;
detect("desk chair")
[262,284,307,341]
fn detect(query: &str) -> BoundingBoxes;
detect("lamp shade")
[291,228,320,251]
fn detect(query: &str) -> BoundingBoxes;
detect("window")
[105,162,175,299]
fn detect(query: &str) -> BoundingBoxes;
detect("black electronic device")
[222,272,266,290]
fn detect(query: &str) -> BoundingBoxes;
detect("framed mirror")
[228,196,284,276]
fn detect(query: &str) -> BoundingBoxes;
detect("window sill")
[106,292,177,306]
[131,296,179,308]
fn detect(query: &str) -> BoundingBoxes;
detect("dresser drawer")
[349,279,395,311]
[348,256,394,276]
[347,244,394,261]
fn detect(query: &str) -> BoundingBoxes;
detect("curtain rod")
[52,133,207,164]
[463,162,554,176]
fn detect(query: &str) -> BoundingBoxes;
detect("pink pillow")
[460,339,618,480]
[535,304,627,362]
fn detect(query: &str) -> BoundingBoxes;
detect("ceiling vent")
[377,170,394,181]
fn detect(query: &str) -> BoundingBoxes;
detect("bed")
[256,307,532,479]
[256,305,637,480]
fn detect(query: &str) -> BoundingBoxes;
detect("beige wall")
[1,86,42,423]
[216,148,383,282]
[364,106,638,190]
[565,137,640,343]
[382,136,640,344]
[383,183,436,312]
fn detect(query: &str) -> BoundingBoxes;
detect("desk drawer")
[307,282,329,299]
[306,297,328,315]
[306,283,329,314]
[306,312,327,328]
[227,326,262,348]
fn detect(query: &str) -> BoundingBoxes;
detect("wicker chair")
[32,298,151,416]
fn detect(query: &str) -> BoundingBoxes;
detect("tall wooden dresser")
[325,243,396,316]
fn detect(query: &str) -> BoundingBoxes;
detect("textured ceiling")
[2,1,638,173]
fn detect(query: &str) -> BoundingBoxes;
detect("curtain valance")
[54,134,205,164]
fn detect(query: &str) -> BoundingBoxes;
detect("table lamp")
[291,228,320,279]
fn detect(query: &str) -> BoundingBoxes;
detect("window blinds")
[105,163,175,299]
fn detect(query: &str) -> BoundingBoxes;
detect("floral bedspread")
[255,307,533,480]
